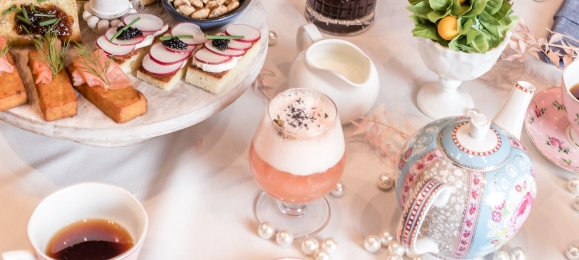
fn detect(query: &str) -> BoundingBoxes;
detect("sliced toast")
[0,52,27,112]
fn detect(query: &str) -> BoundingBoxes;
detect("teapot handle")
[397,179,451,255]
[296,23,323,53]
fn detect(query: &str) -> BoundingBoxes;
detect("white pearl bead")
[314,249,331,260]
[573,196,579,211]
[405,249,420,258]
[331,181,345,197]
[268,31,278,46]
[379,230,396,246]
[257,222,275,239]
[386,255,403,260]
[97,20,110,34]
[276,230,294,247]
[569,178,579,193]
[364,235,381,252]
[110,19,122,27]
[82,10,94,21]
[321,237,338,253]
[566,246,579,260]
[301,237,319,256]
[86,16,100,29]
[388,241,406,256]
[510,247,526,260]
[493,251,510,260]
[378,174,395,190]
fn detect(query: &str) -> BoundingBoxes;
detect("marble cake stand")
[0,0,268,147]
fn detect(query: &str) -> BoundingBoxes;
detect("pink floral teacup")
[562,59,579,148]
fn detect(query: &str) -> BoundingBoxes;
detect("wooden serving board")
[0,0,268,147]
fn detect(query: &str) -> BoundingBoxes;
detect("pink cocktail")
[250,88,345,237]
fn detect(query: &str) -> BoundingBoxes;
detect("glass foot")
[417,82,474,119]
[254,192,330,238]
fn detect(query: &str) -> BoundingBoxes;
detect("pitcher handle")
[397,179,451,255]
[296,23,324,53]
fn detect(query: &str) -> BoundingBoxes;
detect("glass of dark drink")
[305,0,377,35]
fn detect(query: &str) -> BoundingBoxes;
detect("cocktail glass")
[250,88,346,238]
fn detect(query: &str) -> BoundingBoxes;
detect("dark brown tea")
[46,219,133,260]
[570,84,579,101]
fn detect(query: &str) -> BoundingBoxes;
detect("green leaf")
[412,24,445,41]
[448,36,460,51]
[407,1,433,18]
[429,0,452,11]
[458,3,472,16]
[479,11,500,25]
[466,28,479,44]
[498,13,512,27]
[409,14,421,25]
[480,19,499,38]
[427,9,451,23]
[408,0,424,4]
[456,36,475,52]
[472,29,490,52]
[484,0,502,15]
[499,15,519,35]
[458,16,473,35]
[450,0,462,16]
[464,0,487,17]
[492,0,512,21]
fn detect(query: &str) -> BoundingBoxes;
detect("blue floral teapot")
[395,82,537,259]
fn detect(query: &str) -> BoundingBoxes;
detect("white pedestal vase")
[416,32,511,119]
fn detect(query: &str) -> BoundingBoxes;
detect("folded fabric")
[553,0,579,46]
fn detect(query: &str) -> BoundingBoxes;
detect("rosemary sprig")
[0,42,12,59]
[34,13,55,17]
[74,43,113,87]
[2,4,15,16]
[110,17,141,42]
[32,31,70,77]
[40,18,59,26]
[204,34,244,40]
[22,25,31,34]
[11,6,22,13]
[48,18,61,32]
[16,16,32,25]
[21,6,29,21]
[159,35,193,41]
[31,4,35,12]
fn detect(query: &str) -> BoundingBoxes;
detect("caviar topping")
[212,39,229,51]
[116,25,143,40]
[162,37,187,50]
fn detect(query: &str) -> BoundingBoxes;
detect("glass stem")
[279,202,309,217]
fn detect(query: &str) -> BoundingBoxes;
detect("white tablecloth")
[1,0,576,259]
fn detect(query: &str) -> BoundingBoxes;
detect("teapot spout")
[492,81,536,139]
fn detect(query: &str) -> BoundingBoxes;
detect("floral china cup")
[395,82,537,259]
[562,59,579,149]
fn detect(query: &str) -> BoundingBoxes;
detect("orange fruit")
[437,16,459,41]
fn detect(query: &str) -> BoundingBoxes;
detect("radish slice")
[225,24,261,43]
[164,44,196,54]
[105,27,145,45]
[227,40,252,51]
[204,41,245,57]
[171,23,208,45]
[195,48,232,65]
[122,14,164,32]
[142,54,184,76]
[149,43,191,65]
[96,36,135,56]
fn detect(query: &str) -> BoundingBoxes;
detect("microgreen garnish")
[2,5,15,16]
[74,43,113,87]
[110,17,141,42]
[34,13,55,17]
[204,34,244,40]
[10,6,22,13]
[0,42,12,59]
[39,18,59,26]
[16,16,32,25]
[21,6,29,21]
[159,35,193,41]
[32,32,70,77]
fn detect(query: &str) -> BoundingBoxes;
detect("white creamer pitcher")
[288,24,379,124]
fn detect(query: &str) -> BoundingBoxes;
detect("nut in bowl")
[162,0,251,31]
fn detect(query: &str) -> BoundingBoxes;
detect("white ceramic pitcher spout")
[289,24,380,124]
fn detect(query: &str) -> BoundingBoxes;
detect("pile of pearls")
[82,3,137,34]
[363,230,425,260]
[257,222,339,260]
[492,247,526,260]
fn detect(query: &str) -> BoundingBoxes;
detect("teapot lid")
[439,118,512,170]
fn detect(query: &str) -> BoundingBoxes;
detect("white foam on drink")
[253,89,345,176]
